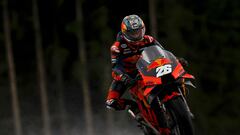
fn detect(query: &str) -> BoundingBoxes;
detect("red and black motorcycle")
[126,45,195,135]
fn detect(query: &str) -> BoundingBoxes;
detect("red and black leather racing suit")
[106,32,164,110]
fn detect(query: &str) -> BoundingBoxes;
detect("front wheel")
[165,97,194,135]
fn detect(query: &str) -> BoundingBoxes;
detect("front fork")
[160,81,194,119]
[155,87,194,133]
[178,87,194,119]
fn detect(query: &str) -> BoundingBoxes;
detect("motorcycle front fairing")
[136,45,194,104]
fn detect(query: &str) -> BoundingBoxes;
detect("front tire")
[165,97,194,135]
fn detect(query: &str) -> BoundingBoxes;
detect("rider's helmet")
[121,15,146,42]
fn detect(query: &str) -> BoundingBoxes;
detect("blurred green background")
[0,0,240,135]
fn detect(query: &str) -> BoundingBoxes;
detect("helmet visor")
[125,27,145,41]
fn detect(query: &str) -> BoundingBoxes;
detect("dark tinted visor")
[125,28,145,41]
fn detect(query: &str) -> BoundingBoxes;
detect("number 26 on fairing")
[156,64,172,77]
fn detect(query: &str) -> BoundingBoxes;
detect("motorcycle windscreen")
[136,45,171,86]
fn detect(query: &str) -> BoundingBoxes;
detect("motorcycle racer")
[105,14,187,135]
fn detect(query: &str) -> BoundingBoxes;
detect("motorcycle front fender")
[145,85,181,105]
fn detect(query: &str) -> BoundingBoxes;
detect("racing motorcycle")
[126,45,195,135]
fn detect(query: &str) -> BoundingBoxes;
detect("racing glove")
[112,68,134,85]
